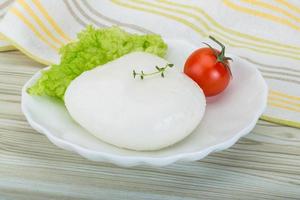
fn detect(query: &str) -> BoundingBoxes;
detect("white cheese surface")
[65,52,206,151]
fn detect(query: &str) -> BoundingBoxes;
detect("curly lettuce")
[28,26,168,100]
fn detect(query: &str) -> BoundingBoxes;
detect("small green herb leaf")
[133,70,137,78]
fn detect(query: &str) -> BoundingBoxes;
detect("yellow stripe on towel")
[111,0,206,36]
[0,32,53,64]
[268,90,300,112]
[18,0,65,46]
[157,0,300,53]
[268,96,300,108]
[223,0,300,31]
[275,0,300,15]
[240,0,300,23]
[270,90,300,101]
[153,0,300,58]
[31,0,72,42]
[10,7,58,50]
[268,102,300,112]
[111,0,300,60]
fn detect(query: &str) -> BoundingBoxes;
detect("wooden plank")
[0,51,299,200]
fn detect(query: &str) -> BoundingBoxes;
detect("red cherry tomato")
[184,36,232,97]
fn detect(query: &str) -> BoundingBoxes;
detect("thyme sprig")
[133,63,174,80]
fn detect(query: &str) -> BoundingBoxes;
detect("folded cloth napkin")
[0,0,299,128]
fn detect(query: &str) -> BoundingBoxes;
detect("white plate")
[22,39,268,167]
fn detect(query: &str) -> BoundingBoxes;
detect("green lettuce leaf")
[28,26,168,100]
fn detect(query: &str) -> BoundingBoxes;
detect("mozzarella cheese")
[65,52,206,151]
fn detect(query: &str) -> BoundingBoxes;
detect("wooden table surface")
[0,51,300,200]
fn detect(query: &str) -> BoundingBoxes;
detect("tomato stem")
[205,36,233,78]
[202,42,219,58]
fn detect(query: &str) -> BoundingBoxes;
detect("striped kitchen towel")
[0,0,299,128]
[0,0,14,50]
